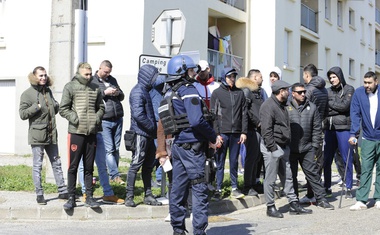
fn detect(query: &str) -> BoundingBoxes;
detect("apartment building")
[0,0,378,157]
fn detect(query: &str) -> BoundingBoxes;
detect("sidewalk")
[0,154,360,221]
[0,154,268,220]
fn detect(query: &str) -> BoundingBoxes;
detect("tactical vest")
[158,81,214,136]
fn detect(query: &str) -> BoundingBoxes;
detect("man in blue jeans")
[93,60,125,184]
[210,67,248,201]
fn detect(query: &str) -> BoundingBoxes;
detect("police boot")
[63,195,77,210]
[266,205,283,218]
[289,201,313,215]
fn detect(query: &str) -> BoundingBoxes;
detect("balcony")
[219,0,246,11]
[301,3,317,33]
[208,49,244,81]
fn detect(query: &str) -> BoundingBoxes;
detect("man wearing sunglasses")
[288,83,334,210]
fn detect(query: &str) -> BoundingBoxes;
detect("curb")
[0,193,266,220]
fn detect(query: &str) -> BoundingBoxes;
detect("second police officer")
[159,55,222,235]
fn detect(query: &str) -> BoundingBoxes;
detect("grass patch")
[0,163,244,204]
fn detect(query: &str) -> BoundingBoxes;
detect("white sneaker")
[350,201,367,211]
[190,213,193,222]
[299,195,316,204]
[164,213,170,222]
[375,201,380,209]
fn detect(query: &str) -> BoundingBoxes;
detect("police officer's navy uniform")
[169,81,217,235]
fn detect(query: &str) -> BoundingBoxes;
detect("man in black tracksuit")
[302,64,329,202]
[210,67,248,200]
[288,83,334,210]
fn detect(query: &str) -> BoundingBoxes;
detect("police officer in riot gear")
[160,55,222,235]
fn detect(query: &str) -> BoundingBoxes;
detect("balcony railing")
[207,49,244,82]
[301,3,317,33]
[376,50,380,66]
[219,0,246,11]
[376,8,380,25]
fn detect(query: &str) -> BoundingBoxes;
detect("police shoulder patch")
[191,97,200,105]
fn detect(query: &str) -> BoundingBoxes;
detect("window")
[360,17,365,43]
[349,9,355,27]
[337,53,342,67]
[325,47,331,75]
[0,0,5,42]
[337,1,343,28]
[325,0,331,20]
[349,58,355,77]
[284,30,289,67]
[368,23,373,47]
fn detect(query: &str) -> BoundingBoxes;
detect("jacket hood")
[327,66,346,86]
[138,64,159,91]
[28,72,53,87]
[309,75,326,89]
[235,77,259,91]
[270,66,282,80]
[220,67,237,87]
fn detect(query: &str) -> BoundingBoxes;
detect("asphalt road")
[1,191,379,235]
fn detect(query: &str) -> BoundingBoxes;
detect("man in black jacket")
[259,80,312,218]
[323,66,355,199]
[210,67,248,201]
[288,83,334,210]
[93,60,125,184]
[301,64,329,203]
[235,70,263,196]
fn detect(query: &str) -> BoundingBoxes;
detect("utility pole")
[47,0,79,183]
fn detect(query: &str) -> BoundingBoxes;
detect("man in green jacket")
[19,66,68,205]
[59,62,105,210]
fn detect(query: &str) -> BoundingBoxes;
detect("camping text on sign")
[139,54,171,74]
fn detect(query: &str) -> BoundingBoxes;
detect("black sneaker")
[125,197,137,207]
[325,188,332,198]
[144,194,162,206]
[211,191,222,202]
[58,193,69,200]
[63,195,76,210]
[345,189,353,199]
[247,188,259,196]
[84,196,100,208]
[316,200,335,210]
[36,195,47,205]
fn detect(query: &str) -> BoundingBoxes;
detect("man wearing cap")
[210,67,248,201]
[194,60,220,108]
[259,80,312,218]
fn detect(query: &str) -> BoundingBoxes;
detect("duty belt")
[179,142,205,152]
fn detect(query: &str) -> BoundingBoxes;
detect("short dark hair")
[269,71,279,78]
[100,60,113,69]
[32,66,46,75]
[364,71,377,80]
[272,89,281,95]
[291,82,304,91]
[303,64,318,77]
[247,69,261,78]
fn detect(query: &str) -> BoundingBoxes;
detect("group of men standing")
[19,56,380,235]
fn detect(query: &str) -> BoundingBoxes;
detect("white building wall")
[1,0,379,155]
